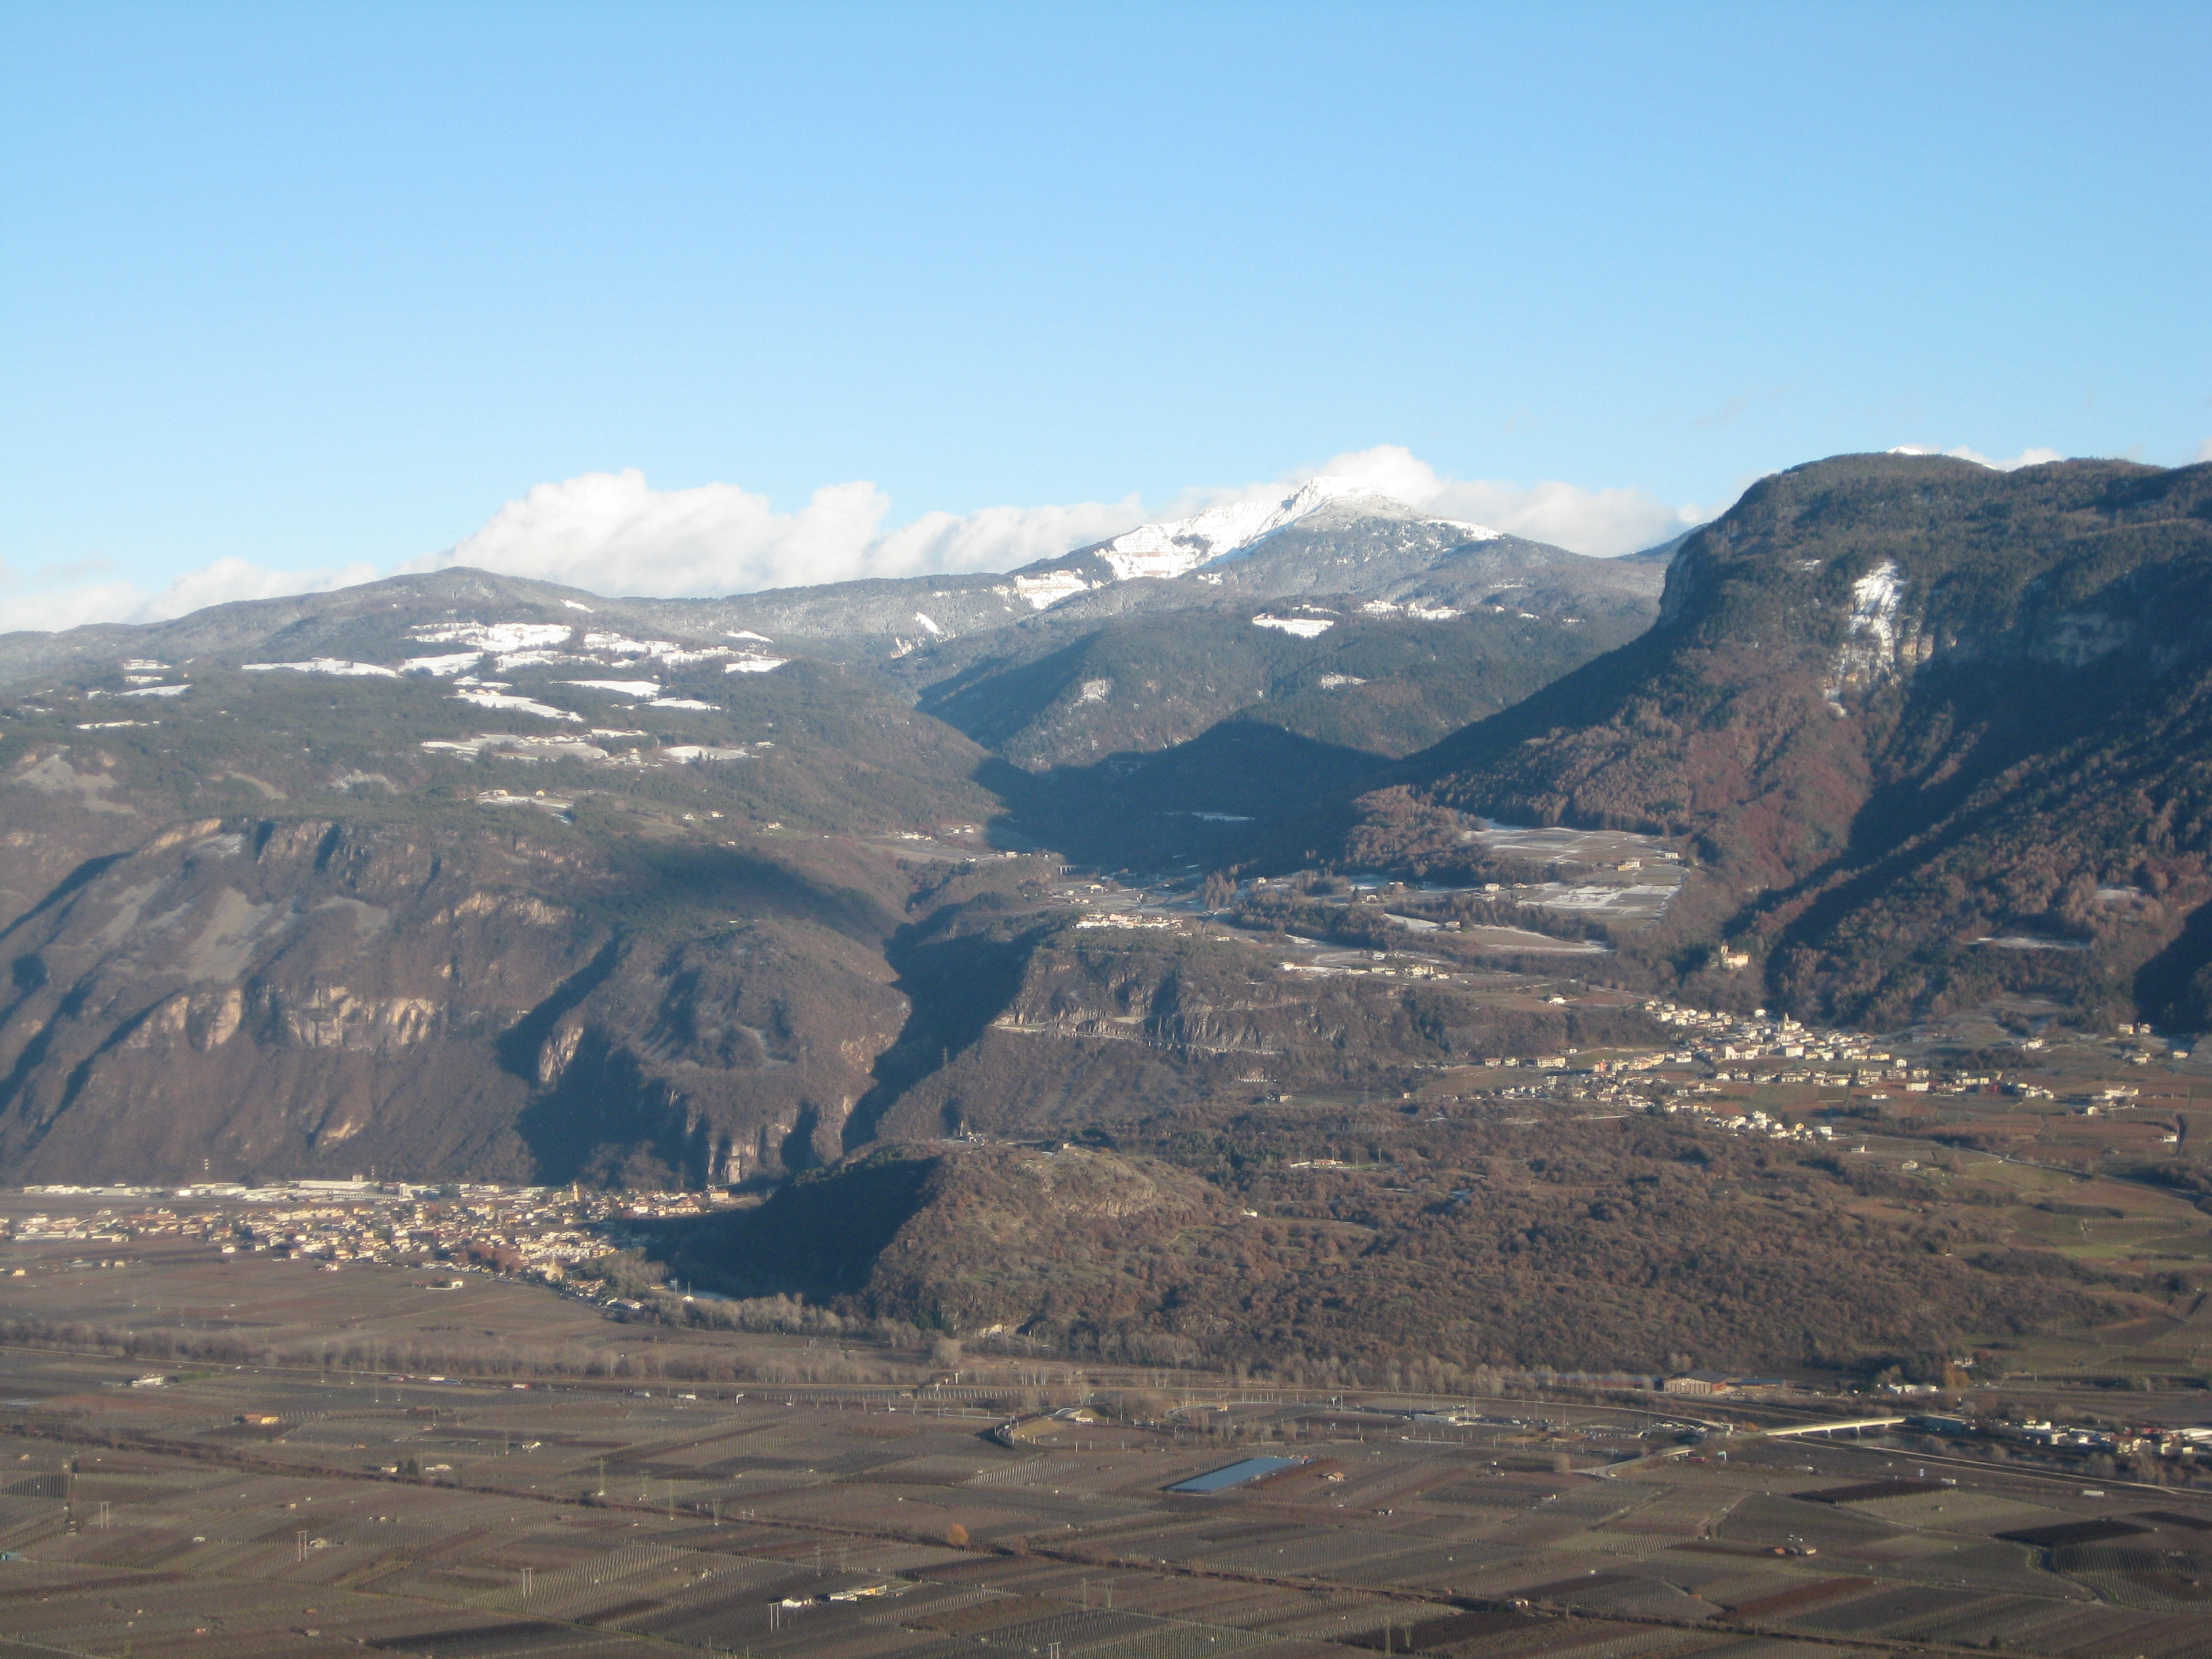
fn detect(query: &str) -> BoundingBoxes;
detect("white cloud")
[2194,438,2211,465]
[1286,445,1700,556]
[867,498,1149,580]
[1887,443,2063,470]
[401,469,1147,597]
[0,555,375,635]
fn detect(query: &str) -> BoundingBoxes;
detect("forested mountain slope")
[1351,453,2212,1023]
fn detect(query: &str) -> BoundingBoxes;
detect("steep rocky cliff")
[0,811,917,1185]
[861,914,1667,1145]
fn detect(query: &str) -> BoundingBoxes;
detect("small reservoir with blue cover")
[1166,1455,1307,1494]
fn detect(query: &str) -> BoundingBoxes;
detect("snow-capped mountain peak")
[1090,476,1501,582]
[1094,475,1385,581]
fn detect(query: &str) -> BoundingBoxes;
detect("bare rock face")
[0,750,150,940]
[514,920,907,1187]
[0,816,909,1185]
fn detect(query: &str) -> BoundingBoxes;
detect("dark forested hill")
[1352,453,2212,1023]
[661,1130,2131,1379]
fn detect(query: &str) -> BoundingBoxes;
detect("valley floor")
[1,1240,2211,1658]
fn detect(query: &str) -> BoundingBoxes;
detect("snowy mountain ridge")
[0,480,1643,690]
[1092,475,1499,582]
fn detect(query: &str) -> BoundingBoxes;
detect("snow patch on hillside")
[403,653,484,676]
[1364,599,1461,621]
[583,631,668,654]
[423,733,609,762]
[556,680,661,698]
[1825,559,1907,710]
[1009,570,1092,609]
[243,659,400,678]
[411,621,574,652]
[1252,615,1334,638]
[453,689,581,722]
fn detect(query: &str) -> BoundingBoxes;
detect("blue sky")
[3,1,2207,628]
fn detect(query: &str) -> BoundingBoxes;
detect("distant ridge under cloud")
[3,441,2089,635]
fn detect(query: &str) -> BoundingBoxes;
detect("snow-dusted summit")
[1094,476,1499,581]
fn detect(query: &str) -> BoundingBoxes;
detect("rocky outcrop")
[513,920,907,1187]
[0,815,913,1185]
[867,920,1664,1143]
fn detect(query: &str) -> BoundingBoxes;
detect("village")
[3,1181,734,1298]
